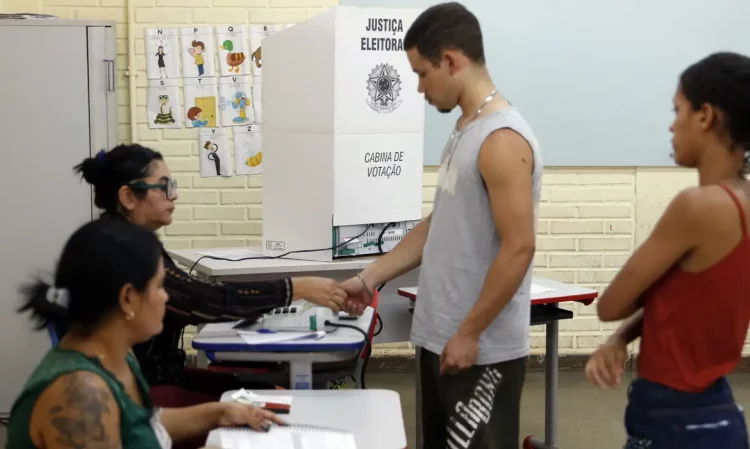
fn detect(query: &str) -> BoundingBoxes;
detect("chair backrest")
[47,322,60,346]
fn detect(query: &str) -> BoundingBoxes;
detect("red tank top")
[639,184,750,392]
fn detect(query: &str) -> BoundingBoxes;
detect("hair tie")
[96,149,106,161]
[46,287,70,309]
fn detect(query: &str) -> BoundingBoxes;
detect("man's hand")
[292,277,347,312]
[440,332,479,375]
[339,275,374,316]
[585,338,628,388]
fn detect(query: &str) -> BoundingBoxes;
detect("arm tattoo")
[47,372,121,449]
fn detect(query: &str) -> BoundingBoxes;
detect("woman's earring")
[126,311,135,321]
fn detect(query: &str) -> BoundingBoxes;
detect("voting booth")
[261,6,425,262]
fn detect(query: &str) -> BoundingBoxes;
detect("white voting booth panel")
[261,7,425,262]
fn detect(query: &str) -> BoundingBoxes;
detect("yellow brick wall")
[1,0,703,356]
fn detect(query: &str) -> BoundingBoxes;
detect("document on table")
[237,330,326,344]
[195,249,264,259]
[219,425,357,449]
[531,284,554,294]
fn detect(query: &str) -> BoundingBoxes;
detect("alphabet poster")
[215,24,251,76]
[180,26,216,78]
[233,125,263,175]
[252,81,262,124]
[199,128,232,177]
[219,75,254,126]
[248,24,283,78]
[183,77,218,128]
[146,78,182,129]
[144,28,180,79]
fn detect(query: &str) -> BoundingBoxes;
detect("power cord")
[377,222,397,254]
[325,320,372,389]
[188,224,375,275]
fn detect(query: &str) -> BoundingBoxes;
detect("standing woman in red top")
[585,51,750,448]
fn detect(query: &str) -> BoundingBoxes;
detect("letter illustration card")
[215,24,251,76]
[219,75,254,126]
[248,24,284,79]
[184,77,219,128]
[146,78,182,129]
[198,128,232,178]
[233,125,263,175]
[144,28,180,80]
[180,26,216,78]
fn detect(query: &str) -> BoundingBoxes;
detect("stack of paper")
[219,425,356,449]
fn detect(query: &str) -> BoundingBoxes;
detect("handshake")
[291,274,374,316]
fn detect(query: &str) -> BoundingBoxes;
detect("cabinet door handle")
[104,59,115,92]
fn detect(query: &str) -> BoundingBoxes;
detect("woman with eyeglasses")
[71,144,349,407]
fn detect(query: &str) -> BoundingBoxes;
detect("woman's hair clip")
[96,149,106,161]
[46,287,70,309]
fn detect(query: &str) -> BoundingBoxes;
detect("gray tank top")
[411,106,543,364]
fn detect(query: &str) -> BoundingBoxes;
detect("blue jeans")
[624,377,749,448]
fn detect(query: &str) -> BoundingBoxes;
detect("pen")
[257,328,277,334]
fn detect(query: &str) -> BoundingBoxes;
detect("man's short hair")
[404,2,485,66]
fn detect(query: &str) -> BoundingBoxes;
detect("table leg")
[354,358,363,389]
[195,324,209,369]
[290,361,313,389]
[415,345,422,449]
[523,317,560,449]
[545,318,559,447]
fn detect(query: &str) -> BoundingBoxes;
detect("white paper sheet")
[183,77,219,128]
[144,28,180,80]
[233,124,263,175]
[198,127,232,177]
[146,79,182,129]
[219,75,254,126]
[215,24,251,76]
[180,26,216,78]
[231,389,294,407]
[237,331,326,345]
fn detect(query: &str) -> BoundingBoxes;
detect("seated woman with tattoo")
[6,219,284,449]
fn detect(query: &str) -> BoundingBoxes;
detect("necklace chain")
[444,89,498,169]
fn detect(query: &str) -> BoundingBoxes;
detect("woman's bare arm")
[30,370,122,449]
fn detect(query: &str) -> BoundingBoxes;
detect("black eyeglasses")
[129,178,178,200]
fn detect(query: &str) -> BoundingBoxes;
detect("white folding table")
[205,389,408,449]
[192,307,375,389]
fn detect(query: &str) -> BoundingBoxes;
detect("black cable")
[373,314,383,337]
[325,320,371,389]
[377,222,397,254]
[188,224,375,275]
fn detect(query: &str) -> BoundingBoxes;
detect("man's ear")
[118,185,137,212]
[443,50,464,75]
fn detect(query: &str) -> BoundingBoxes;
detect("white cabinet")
[0,20,117,414]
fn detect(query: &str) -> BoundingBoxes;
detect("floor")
[3,370,750,448]
[367,369,750,449]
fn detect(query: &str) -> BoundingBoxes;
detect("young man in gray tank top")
[342,3,543,448]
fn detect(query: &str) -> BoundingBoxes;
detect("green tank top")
[6,347,166,449]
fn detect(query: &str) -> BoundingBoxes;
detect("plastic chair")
[47,322,60,346]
